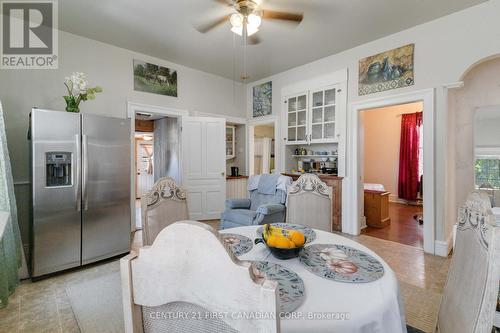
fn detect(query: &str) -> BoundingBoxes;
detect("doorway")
[133,112,181,229]
[349,89,435,254]
[360,101,424,248]
[135,135,154,199]
[248,118,278,176]
[128,103,188,232]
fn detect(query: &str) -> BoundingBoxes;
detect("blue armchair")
[220,174,291,229]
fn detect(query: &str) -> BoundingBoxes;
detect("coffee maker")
[230,166,239,177]
[321,157,338,174]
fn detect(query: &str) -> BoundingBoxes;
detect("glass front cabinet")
[285,84,342,145]
[286,92,308,144]
[226,125,235,159]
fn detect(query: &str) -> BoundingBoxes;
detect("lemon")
[275,236,295,249]
[289,231,305,247]
[266,235,279,247]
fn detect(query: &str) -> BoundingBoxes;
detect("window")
[475,157,500,189]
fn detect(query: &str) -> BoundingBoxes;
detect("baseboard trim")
[434,233,453,257]
[388,196,423,206]
[389,195,404,204]
[360,216,367,230]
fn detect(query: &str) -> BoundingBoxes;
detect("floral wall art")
[253,81,272,117]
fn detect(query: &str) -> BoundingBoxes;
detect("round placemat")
[221,233,253,256]
[299,244,384,283]
[251,261,305,313]
[256,223,316,244]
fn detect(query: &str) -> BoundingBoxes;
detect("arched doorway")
[446,56,500,236]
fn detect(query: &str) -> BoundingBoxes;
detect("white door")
[182,116,226,220]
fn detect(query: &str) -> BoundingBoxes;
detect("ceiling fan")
[195,0,303,44]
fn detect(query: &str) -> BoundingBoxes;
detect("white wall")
[362,102,423,201]
[1,30,245,245]
[448,57,500,241]
[245,0,500,245]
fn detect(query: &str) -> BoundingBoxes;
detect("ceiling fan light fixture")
[247,13,262,28]
[230,13,243,28]
[230,26,243,36]
[230,12,260,37]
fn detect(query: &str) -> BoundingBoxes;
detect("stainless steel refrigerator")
[30,108,131,278]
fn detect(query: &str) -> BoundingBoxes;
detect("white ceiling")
[59,0,487,82]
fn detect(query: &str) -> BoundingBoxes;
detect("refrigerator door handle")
[75,134,82,211]
[82,134,89,211]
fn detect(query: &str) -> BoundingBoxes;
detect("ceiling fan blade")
[262,10,303,23]
[247,34,261,45]
[195,15,230,33]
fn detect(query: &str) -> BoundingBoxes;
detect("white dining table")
[220,226,407,333]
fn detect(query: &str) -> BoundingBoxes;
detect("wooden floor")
[363,202,423,248]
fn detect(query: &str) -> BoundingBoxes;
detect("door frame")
[347,89,435,254]
[127,102,188,232]
[246,115,280,176]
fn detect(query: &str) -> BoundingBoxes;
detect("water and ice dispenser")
[45,152,72,187]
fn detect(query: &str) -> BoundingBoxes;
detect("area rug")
[65,271,124,333]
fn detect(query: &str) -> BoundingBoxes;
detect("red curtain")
[398,112,423,201]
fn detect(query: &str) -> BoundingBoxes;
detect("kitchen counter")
[226,175,249,180]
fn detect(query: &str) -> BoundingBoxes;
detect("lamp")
[230,12,261,37]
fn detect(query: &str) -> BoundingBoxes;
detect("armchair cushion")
[221,209,257,227]
[225,199,251,209]
[256,203,285,216]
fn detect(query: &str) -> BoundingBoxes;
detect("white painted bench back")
[121,221,279,333]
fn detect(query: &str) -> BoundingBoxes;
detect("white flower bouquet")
[63,72,102,112]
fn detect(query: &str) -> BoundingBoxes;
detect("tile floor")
[0,224,450,333]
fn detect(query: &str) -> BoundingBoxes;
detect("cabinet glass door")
[286,93,307,144]
[226,126,235,159]
[309,87,337,142]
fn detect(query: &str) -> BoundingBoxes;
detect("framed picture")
[133,60,177,97]
[358,44,414,96]
[253,81,272,117]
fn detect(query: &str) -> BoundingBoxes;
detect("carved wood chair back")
[141,177,189,246]
[286,174,332,232]
[436,191,500,333]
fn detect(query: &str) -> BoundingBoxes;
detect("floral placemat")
[251,261,305,313]
[220,233,253,256]
[299,244,384,283]
[256,223,316,244]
